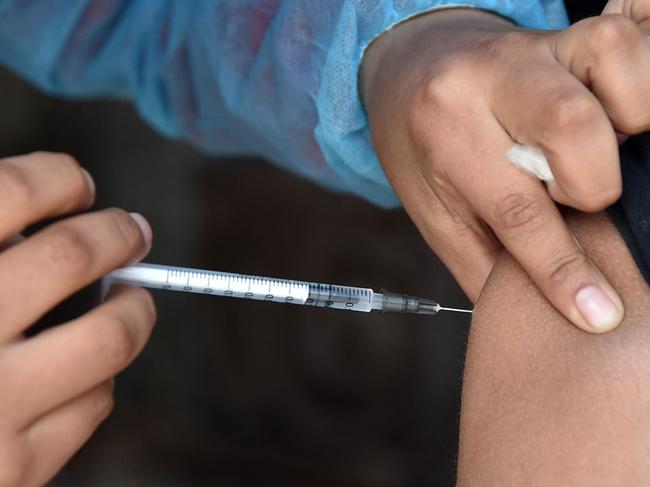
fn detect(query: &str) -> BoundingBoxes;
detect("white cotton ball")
[506,144,555,182]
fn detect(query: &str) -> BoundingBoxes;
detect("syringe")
[105,263,472,316]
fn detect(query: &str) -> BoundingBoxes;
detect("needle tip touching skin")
[507,143,626,333]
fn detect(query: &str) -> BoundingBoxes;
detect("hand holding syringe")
[106,263,472,316]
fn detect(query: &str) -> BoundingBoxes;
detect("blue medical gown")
[0,1,568,207]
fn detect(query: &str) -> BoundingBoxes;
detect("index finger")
[450,123,624,333]
[0,208,151,342]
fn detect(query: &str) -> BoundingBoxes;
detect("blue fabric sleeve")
[0,0,569,207]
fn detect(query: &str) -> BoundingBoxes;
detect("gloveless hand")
[362,4,650,333]
[0,152,156,486]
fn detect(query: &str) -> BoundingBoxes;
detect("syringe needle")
[438,306,473,314]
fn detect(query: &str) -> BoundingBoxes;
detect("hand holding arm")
[361,6,650,332]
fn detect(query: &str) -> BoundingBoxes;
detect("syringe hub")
[379,290,441,315]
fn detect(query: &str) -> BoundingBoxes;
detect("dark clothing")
[608,135,650,285]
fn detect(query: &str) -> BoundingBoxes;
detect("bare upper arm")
[458,212,650,486]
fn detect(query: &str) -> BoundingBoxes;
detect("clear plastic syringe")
[106,263,472,316]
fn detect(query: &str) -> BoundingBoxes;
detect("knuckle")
[46,152,88,199]
[0,161,34,206]
[419,58,469,106]
[591,15,640,52]
[542,90,600,138]
[546,252,589,285]
[45,224,94,274]
[90,314,139,367]
[408,61,468,137]
[104,208,143,251]
[493,192,544,231]
[404,95,433,141]
[408,82,446,134]
[421,77,448,106]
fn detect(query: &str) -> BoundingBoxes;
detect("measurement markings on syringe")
[107,263,472,316]
[138,266,370,310]
[302,283,371,310]
[159,269,310,304]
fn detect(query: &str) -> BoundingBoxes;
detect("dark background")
[563,0,603,22]
[0,68,471,485]
[1,2,600,485]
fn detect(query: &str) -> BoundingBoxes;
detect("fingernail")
[81,168,95,198]
[129,212,152,248]
[575,286,622,332]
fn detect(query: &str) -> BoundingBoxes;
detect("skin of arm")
[458,211,650,486]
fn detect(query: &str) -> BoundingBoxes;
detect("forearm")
[458,211,650,485]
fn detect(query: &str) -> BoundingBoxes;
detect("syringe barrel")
[108,264,377,313]
[304,284,374,312]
